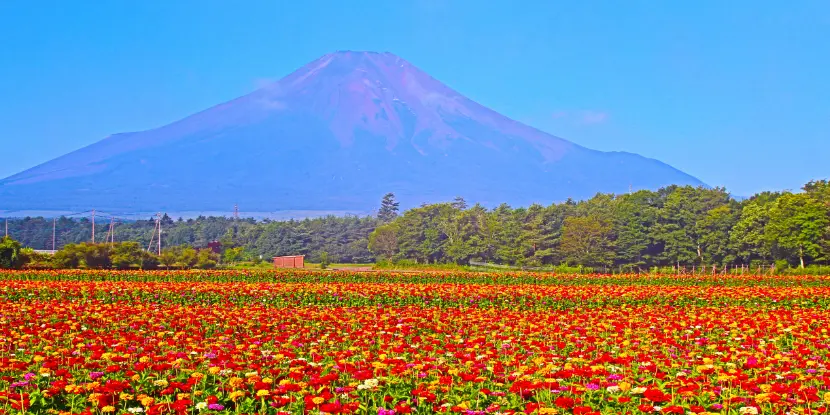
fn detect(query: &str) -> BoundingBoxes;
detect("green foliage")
[559,215,614,267]
[140,251,160,270]
[81,243,111,269]
[319,251,330,269]
[222,247,244,264]
[111,242,144,269]
[368,223,398,260]
[196,249,219,269]
[6,214,378,266]
[373,182,830,270]
[179,247,198,268]
[19,247,53,269]
[53,243,85,269]
[159,248,178,269]
[0,236,23,269]
[765,193,829,268]
[4,179,830,271]
[378,193,400,223]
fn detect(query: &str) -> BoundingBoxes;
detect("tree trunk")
[800,246,805,269]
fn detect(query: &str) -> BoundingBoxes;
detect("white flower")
[195,402,207,410]
[128,408,145,414]
[606,386,620,393]
[739,407,759,415]
[363,378,379,388]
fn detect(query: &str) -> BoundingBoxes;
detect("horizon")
[1,1,828,198]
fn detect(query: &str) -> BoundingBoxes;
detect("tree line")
[2,180,829,271]
[369,181,830,272]
[2,215,379,266]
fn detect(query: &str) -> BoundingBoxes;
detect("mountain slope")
[0,51,705,213]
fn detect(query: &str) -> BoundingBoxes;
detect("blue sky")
[0,0,827,196]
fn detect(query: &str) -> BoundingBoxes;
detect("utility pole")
[91,209,96,243]
[52,218,56,253]
[104,217,114,247]
[146,218,157,253]
[110,218,115,246]
[234,204,239,220]
[4,218,7,238]
[157,212,162,255]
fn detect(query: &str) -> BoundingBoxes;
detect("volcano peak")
[0,52,705,213]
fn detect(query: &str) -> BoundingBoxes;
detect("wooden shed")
[273,255,305,269]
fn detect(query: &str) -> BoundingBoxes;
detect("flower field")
[1,270,829,415]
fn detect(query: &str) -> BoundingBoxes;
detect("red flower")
[644,389,669,403]
[573,406,597,415]
[554,396,575,409]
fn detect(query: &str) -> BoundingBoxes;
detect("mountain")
[0,51,705,214]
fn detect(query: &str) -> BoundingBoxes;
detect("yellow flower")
[119,393,134,400]
[229,391,245,402]
[208,367,221,375]
[824,391,830,405]
[101,406,116,413]
[141,397,155,407]
[617,381,632,392]
[256,390,269,397]
[190,372,204,380]
[228,377,245,389]
[312,397,325,405]
[539,409,558,415]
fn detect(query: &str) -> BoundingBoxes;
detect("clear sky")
[0,0,827,196]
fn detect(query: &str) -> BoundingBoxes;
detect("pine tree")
[378,193,400,222]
